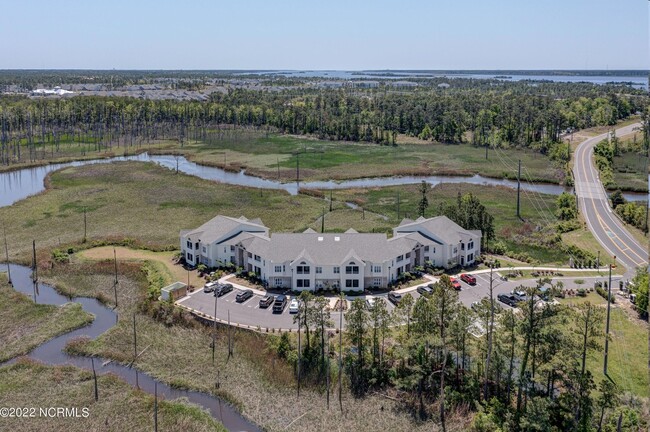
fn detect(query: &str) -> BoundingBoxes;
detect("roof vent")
[334,236,340,242]
[318,236,324,242]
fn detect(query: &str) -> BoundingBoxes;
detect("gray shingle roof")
[395,216,479,245]
[252,233,413,265]
[183,215,267,244]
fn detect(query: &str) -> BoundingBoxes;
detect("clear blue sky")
[0,0,647,70]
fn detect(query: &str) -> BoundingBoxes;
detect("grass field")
[0,274,93,362]
[172,133,565,184]
[0,358,226,432]
[0,159,580,267]
[560,292,649,398]
[0,161,341,262]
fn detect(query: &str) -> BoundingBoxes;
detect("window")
[202,246,206,253]
[274,278,283,286]
[186,240,192,249]
[195,242,199,250]
[432,247,436,254]
[274,265,282,273]
[373,266,381,273]
[396,255,403,262]
[468,253,474,262]
[453,247,457,254]
[223,247,227,253]
[297,279,310,288]
[297,265,310,274]
[345,265,359,275]
[468,241,474,250]
[397,266,403,274]
[283,265,286,272]
[333,267,340,274]
[230,245,235,251]
[461,243,465,250]
[424,246,429,252]
[254,254,261,261]
[248,252,252,258]
[345,279,359,288]
[373,278,381,287]
[187,253,194,261]
[405,252,411,258]
[316,267,322,274]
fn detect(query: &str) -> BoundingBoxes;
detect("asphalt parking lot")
[178,272,624,329]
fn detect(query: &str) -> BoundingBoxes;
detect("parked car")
[366,297,377,309]
[512,289,528,302]
[235,289,254,303]
[498,293,520,307]
[460,274,477,285]
[203,281,219,293]
[470,301,480,311]
[289,298,300,314]
[259,295,274,308]
[417,285,433,295]
[214,283,234,297]
[272,294,287,313]
[450,278,461,290]
[388,291,402,305]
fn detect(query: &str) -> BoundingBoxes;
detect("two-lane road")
[573,123,648,273]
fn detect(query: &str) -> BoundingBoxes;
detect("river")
[0,263,261,432]
[1,153,646,208]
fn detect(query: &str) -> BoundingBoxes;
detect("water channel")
[1,152,646,208]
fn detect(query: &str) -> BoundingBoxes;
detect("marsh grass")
[0,275,94,362]
[0,358,226,432]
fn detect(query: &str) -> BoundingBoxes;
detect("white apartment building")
[180,215,481,292]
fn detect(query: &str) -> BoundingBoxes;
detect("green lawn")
[0,359,226,432]
[0,274,94,362]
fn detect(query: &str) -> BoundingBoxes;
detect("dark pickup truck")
[272,294,287,313]
[497,293,520,307]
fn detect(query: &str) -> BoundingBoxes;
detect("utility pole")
[329,189,333,212]
[3,224,11,285]
[338,292,343,412]
[321,208,325,233]
[212,288,218,365]
[397,191,401,220]
[604,264,612,375]
[516,160,521,219]
[296,153,300,183]
[484,265,495,401]
[154,382,158,432]
[83,207,87,243]
[297,305,302,398]
[113,248,118,308]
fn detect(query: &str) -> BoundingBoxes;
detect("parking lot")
[177,272,623,330]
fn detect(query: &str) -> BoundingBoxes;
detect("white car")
[289,298,300,314]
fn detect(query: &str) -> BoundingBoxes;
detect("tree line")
[0,79,647,165]
[282,275,642,432]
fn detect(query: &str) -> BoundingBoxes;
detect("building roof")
[395,216,479,245]
[182,215,267,244]
[253,233,415,265]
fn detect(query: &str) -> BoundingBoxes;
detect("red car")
[450,277,461,290]
[460,274,476,285]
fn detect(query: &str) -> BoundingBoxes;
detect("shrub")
[51,249,70,263]
[596,286,615,303]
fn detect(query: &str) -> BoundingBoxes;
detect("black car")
[214,283,234,297]
[236,289,254,303]
[259,295,274,308]
[388,292,402,305]
[497,293,520,307]
[272,294,287,313]
[417,285,433,296]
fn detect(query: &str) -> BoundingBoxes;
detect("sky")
[0,0,648,70]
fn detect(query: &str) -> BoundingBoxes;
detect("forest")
[287,273,647,432]
[0,74,648,167]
